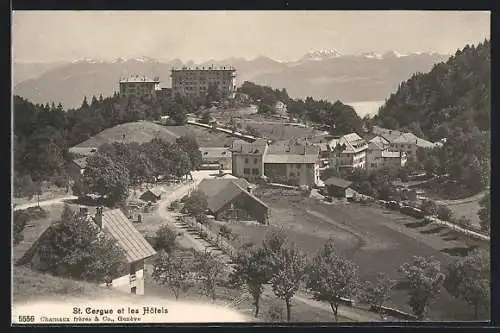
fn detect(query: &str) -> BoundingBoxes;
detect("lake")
[346,100,385,118]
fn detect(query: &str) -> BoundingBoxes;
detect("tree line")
[237,81,364,135]
[72,136,202,206]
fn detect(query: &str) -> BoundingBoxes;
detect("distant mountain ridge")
[14,50,450,109]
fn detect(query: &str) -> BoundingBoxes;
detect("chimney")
[95,207,103,228]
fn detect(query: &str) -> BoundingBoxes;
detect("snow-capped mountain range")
[14,50,450,109]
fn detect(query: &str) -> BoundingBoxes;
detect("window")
[371,163,377,168]
[254,158,258,164]
[243,168,250,174]
[296,164,301,169]
[297,172,301,177]
[244,158,249,164]
[290,172,295,177]
[252,168,259,175]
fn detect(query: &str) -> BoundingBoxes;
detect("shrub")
[196,213,209,225]
[437,205,453,221]
[153,225,178,254]
[219,224,233,240]
[456,216,472,228]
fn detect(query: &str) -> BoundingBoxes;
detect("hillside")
[74,121,180,148]
[13,266,124,303]
[73,121,235,149]
[375,40,490,141]
[14,53,448,109]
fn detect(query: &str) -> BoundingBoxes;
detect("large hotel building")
[119,75,161,99]
[170,66,237,99]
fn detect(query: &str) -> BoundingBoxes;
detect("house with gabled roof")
[366,135,407,170]
[197,178,269,224]
[324,176,355,198]
[328,133,368,170]
[139,187,164,203]
[264,142,321,186]
[16,207,156,295]
[372,126,438,162]
[231,139,269,182]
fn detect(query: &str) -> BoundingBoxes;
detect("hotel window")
[252,168,259,175]
[296,164,300,169]
[244,158,249,164]
[254,158,258,164]
[244,168,250,174]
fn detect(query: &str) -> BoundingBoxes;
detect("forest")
[375,40,490,142]
[13,90,201,197]
[237,81,364,135]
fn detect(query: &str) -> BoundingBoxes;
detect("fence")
[181,216,237,259]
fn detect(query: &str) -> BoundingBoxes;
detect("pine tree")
[81,96,89,108]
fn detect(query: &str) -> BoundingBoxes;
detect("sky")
[12,11,490,63]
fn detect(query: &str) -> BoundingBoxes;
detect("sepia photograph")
[11,10,491,324]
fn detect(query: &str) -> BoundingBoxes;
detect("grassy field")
[165,124,235,147]
[215,187,490,322]
[446,200,482,229]
[74,121,180,148]
[12,266,123,304]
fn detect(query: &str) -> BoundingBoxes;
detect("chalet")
[264,142,321,187]
[197,178,269,224]
[328,133,368,170]
[200,147,232,170]
[231,139,269,182]
[324,176,354,198]
[16,207,156,295]
[139,187,164,203]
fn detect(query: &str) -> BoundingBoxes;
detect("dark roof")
[197,178,268,214]
[141,187,163,199]
[197,178,250,198]
[101,209,157,263]
[208,181,269,214]
[324,176,353,189]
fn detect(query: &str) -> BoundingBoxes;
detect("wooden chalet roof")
[17,208,156,266]
[101,209,157,263]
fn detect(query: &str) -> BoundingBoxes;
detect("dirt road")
[13,196,78,211]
